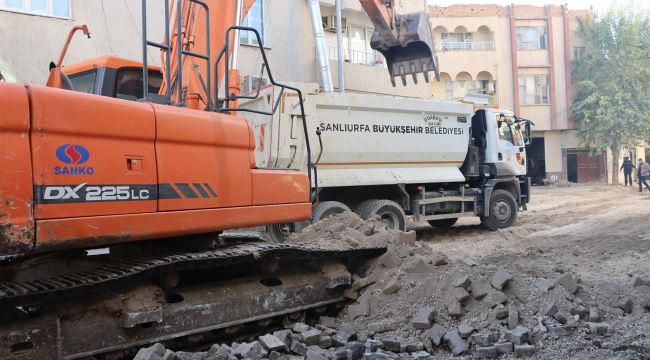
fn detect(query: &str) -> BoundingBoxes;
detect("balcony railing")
[439,41,496,51]
[327,46,387,68]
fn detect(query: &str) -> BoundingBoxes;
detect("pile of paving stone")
[332,223,643,359]
[133,318,443,360]
[133,212,650,359]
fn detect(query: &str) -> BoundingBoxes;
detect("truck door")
[496,120,527,176]
[153,105,253,211]
[30,86,158,222]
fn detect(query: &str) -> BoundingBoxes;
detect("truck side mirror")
[524,122,532,146]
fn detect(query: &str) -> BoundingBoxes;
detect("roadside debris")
[134,201,650,359]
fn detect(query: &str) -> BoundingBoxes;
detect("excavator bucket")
[370,11,440,87]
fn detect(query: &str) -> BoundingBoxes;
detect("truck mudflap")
[520,177,532,209]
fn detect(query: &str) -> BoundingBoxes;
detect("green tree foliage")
[572,5,650,184]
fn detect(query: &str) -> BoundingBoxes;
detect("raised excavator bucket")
[360,1,440,87]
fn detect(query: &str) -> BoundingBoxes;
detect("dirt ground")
[405,184,650,359]
[139,184,650,360]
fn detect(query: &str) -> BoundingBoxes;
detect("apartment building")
[428,4,604,184]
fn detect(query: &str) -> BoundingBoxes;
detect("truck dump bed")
[241,84,474,188]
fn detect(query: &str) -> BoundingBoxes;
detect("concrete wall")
[543,131,563,176]
[0,0,164,84]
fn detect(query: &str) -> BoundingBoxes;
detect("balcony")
[438,41,496,51]
[327,46,387,68]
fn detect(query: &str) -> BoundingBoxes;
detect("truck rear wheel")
[311,201,351,223]
[481,189,518,231]
[355,199,406,231]
[427,218,458,229]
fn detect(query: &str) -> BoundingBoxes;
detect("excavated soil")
[136,185,650,360]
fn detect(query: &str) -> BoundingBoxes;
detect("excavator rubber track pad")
[371,11,440,86]
[0,242,385,309]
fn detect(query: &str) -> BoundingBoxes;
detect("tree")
[572,5,650,185]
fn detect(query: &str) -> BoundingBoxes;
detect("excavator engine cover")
[370,11,440,87]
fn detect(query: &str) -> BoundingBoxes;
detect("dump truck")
[241,84,532,241]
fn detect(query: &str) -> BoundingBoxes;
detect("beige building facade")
[428,4,604,184]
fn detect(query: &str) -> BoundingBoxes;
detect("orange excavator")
[0,1,438,358]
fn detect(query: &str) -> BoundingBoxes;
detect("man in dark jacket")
[620,157,635,186]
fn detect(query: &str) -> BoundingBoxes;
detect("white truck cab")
[484,109,528,177]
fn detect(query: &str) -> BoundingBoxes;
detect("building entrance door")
[569,150,606,183]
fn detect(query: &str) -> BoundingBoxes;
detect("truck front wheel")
[481,189,518,231]
[355,199,406,232]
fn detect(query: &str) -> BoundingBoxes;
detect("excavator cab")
[360,1,440,86]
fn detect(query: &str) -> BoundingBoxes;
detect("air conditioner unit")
[243,75,269,94]
[322,15,346,32]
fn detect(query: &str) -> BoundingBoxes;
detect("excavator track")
[0,240,385,359]
[0,242,382,309]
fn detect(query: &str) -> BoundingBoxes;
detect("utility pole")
[336,0,344,93]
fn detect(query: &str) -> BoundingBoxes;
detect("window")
[1,0,69,17]
[516,26,547,49]
[441,32,472,43]
[240,0,270,47]
[574,47,586,60]
[115,68,163,102]
[498,121,515,144]
[441,32,473,50]
[518,75,550,105]
[331,25,384,66]
[68,70,97,94]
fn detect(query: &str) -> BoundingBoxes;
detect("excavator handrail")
[214,26,318,203]
[141,0,213,108]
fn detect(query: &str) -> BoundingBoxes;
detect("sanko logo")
[54,144,95,175]
[56,144,90,165]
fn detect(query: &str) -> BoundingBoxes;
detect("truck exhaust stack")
[369,11,440,87]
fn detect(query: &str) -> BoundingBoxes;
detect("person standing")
[620,157,635,186]
[638,158,650,192]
